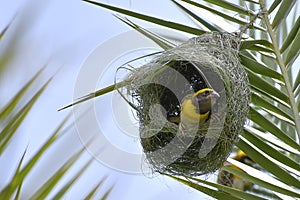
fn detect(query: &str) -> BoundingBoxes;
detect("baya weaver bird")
[168,88,220,131]
[217,150,254,191]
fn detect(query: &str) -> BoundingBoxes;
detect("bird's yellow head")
[180,88,220,124]
[192,88,220,114]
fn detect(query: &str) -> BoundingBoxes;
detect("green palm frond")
[82,0,206,35]
[0,18,112,199]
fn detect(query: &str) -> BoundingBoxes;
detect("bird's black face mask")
[192,89,220,114]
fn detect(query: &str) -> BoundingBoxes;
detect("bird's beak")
[211,91,220,99]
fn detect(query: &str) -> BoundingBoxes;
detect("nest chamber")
[125,32,250,176]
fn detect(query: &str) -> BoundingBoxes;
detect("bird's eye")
[204,90,210,95]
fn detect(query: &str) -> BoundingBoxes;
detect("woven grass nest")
[125,32,250,176]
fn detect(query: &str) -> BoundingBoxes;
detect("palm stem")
[259,0,300,142]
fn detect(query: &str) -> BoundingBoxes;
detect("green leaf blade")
[51,159,96,199]
[240,53,283,82]
[0,68,44,121]
[237,139,300,196]
[272,0,297,30]
[114,15,175,50]
[280,16,300,53]
[0,78,51,155]
[243,128,300,173]
[251,93,294,122]
[0,115,70,196]
[188,176,267,200]
[83,0,205,35]
[30,147,86,199]
[181,0,264,31]
[248,107,299,151]
[284,28,300,66]
[203,0,255,16]
[247,69,289,104]
[167,175,241,200]
[172,0,221,32]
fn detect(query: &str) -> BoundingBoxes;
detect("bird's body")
[217,150,254,191]
[181,94,210,123]
[168,88,219,132]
